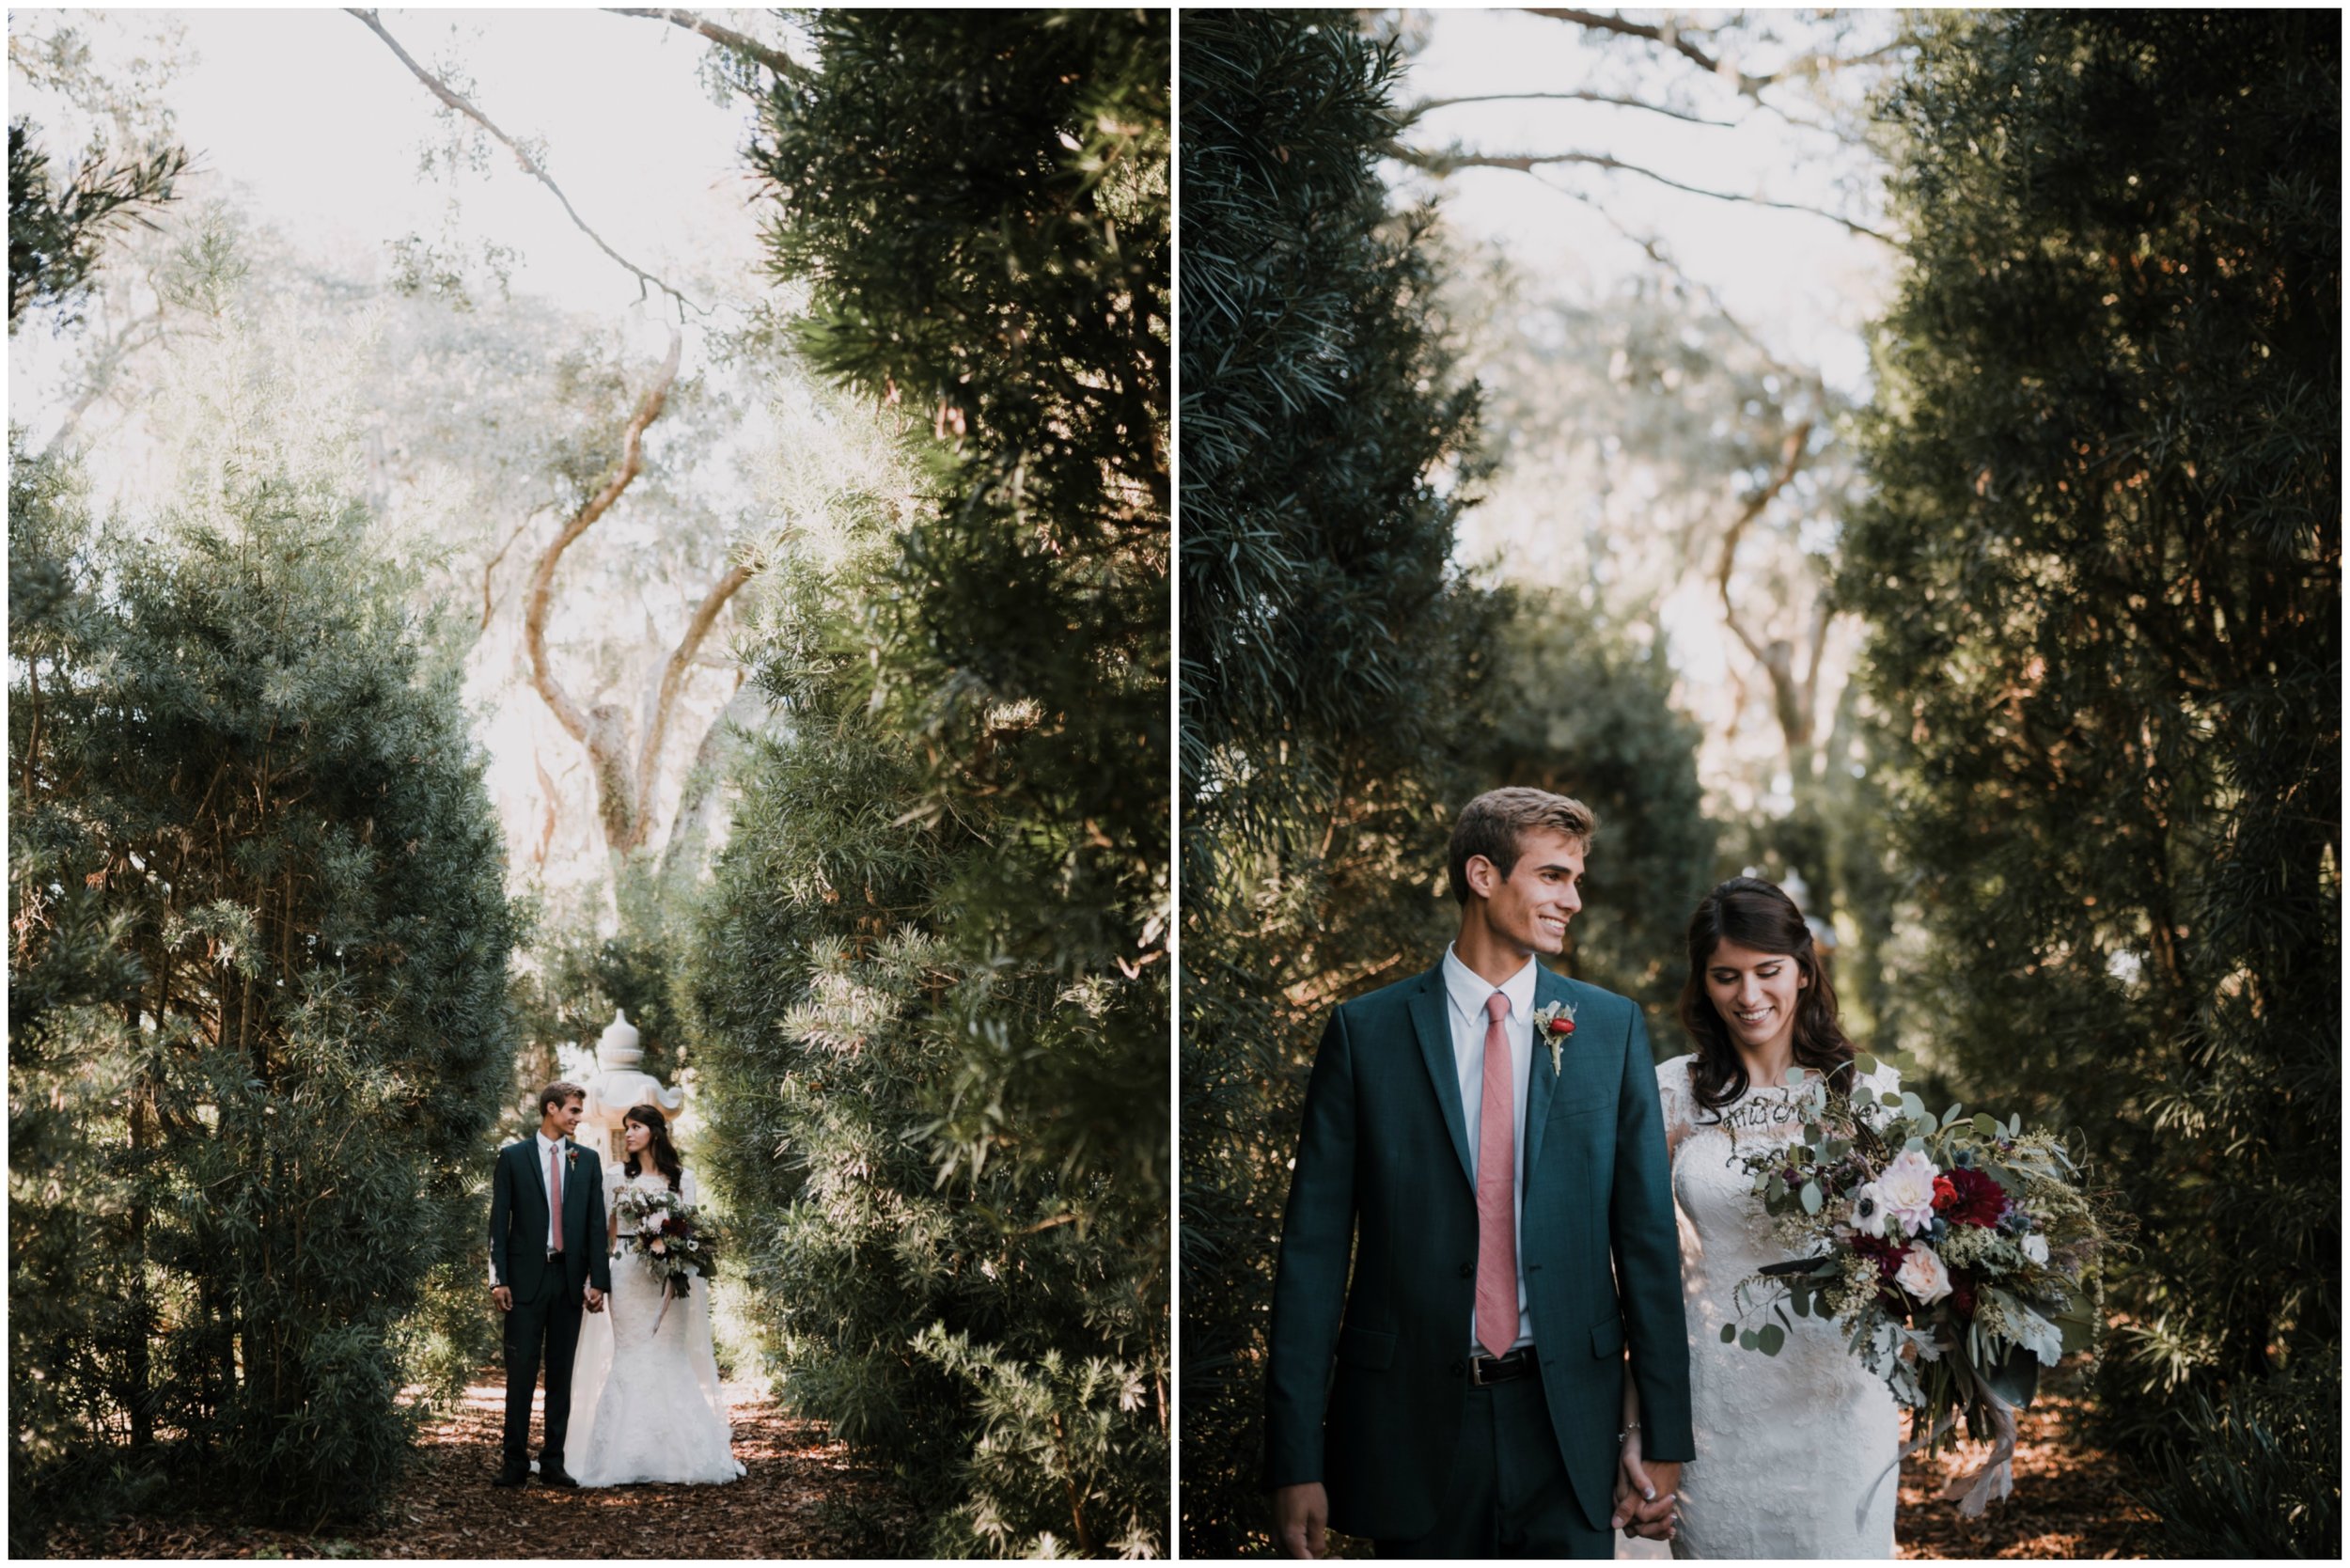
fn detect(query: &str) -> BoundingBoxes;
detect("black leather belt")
[1468,1347,1536,1386]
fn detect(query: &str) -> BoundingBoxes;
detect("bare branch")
[1540,181,1817,386]
[1523,8,1771,97]
[346,8,699,314]
[1715,421,1819,748]
[603,8,809,84]
[524,328,683,756]
[630,557,759,850]
[1390,142,1895,243]
[1402,89,1735,129]
[479,514,538,632]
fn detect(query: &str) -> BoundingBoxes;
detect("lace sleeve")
[1655,1056,1695,1153]
[1854,1059,1903,1128]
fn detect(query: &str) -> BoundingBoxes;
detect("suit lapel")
[1523,967,1570,1184]
[1407,970,1475,1189]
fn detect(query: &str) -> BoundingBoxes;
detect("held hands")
[1609,1429,1681,1543]
[1270,1481,1329,1560]
[584,1285,605,1314]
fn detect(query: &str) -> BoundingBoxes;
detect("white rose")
[1877,1149,1942,1235]
[2021,1233,2049,1264]
[1848,1180,1891,1239]
[1895,1243,1952,1304]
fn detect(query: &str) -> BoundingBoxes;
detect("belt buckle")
[1469,1352,1499,1387]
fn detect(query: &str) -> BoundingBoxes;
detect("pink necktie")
[1476,991,1517,1360]
[548,1144,564,1254]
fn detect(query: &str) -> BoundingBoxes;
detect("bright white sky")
[1388,8,1892,395]
[8,7,776,421]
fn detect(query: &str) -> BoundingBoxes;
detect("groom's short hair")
[1449,787,1597,902]
[539,1080,586,1115]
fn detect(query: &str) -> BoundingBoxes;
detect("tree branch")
[347,8,699,313]
[1716,421,1817,747]
[1390,142,1894,243]
[603,8,809,83]
[1401,89,1734,129]
[630,557,758,851]
[524,329,682,757]
[1523,8,1773,97]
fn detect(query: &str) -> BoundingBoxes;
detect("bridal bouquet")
[1720,1058,2114,1516]
[613,1185,720,1302]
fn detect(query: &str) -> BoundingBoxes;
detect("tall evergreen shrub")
[1849,11,2338,1551]
[8,436,517,1546]
[693,10,1168,1555]
[1178,11,1502,1552]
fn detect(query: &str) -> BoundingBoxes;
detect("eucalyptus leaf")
[1757,1323,1786,1356]
[1720,1322,1738,1345]
[1739,1328,1758,1351]
[1941,1103,1966,1128]
[1972,1112,1999,1139]
[1856,1053,1882,1077]
[1800,1180,1823,1215]
[1879,1090,1903,1108]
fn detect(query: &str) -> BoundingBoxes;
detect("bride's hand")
[1611,1428,1676,1540]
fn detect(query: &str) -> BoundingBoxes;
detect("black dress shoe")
[492,1466,529,1487]
[537,1466,580,1488]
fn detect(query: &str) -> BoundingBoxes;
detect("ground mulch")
[1896,1386,2160,1559]
[47,1371,912,1560]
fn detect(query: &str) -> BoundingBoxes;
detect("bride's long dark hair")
[622,1104,683,1190]
[1678,876,1855,1115]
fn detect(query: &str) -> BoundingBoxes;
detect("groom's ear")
[1463,853,1499,901]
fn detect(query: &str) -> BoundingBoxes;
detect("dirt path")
[1896,1386,2159,1559]
[50,1372,909,1560]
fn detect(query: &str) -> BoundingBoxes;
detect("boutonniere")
[1532,1000,1578,1076]
[565,1142,581,1169]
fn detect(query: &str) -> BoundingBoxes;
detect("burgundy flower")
[1851,1233,1905,1279]
[1549,1018,1574,1036]
[1950,1269,1978,1319]
[1934,1166,2008,1229]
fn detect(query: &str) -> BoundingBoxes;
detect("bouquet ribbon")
[1854,1367,2020,1529]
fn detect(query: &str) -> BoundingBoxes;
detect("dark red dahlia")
[1949,1269,1978,1318]
[1851,1233,1905,1279]
[1935,1166,2008,1229]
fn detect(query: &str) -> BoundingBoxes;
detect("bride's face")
[1703,937,1808,1058]
[625,1121,652,1154]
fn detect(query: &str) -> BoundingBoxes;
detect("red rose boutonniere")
[1530,1000,1578,1076]
[565,1141,580,1169]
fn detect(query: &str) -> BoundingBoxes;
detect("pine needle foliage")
[8,436,518,1548]
[1178,11,1505,1552]
[1847,11,2338,1550]
[693,10,1168,1555]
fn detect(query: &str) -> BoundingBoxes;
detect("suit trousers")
[1375,1371,1612,1560]
[502,1268,586,1466]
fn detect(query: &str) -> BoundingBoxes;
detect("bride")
[1629,877,1902,1558]
[568,1104,745,1487]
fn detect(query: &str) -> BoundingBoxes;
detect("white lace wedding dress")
[1658,1055,1901,1559]
[569,1167,744,1487]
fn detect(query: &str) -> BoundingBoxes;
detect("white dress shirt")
[536,1131,566,1251]
[1441,943,1538,1353]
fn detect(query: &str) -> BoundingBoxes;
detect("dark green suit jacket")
[488,1137,613,1304]
[1264,963,1694,1540]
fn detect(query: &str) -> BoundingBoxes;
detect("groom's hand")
[491,1285,512,1312]
[1270,1482,1328,1559]
[1612,1438,1681,1540]
[584,1285,605,1313]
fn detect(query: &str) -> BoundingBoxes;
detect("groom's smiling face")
[1468,827,1586,958]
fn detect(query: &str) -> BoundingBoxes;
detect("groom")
[1265,788,1692,1557]
[488,1081,611,1488]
